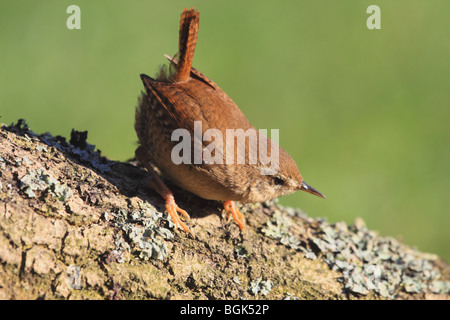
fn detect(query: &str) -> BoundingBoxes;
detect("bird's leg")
[142,162,195,238]
[223,201,246,232]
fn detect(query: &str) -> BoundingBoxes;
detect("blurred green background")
[1,1,448,260]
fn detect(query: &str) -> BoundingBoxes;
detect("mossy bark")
[0,124,448,300]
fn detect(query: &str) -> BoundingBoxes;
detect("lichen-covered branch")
[0,120,448,300]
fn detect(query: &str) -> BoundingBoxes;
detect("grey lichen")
[233,276,242,285]
[111,236,130,264]
[109,201,174,261]
[19,168,73,201]
[263,205,450,298]
[284,293,300,300]
[39,131,113,173]
[0,157,5,171]
[6,119,114,174]
[249,278,273,296]
[320,220,449,298]
[262,211,301,250]
[2,119,448,300]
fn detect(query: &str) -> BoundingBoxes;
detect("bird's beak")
[300,181,326,199]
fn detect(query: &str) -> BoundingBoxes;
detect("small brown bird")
[135,8,325,237]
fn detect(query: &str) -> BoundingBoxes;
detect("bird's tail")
[173,8,199,82]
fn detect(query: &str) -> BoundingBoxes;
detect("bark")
[0,120,448,300]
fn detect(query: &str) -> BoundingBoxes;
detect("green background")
[1,1,448,260]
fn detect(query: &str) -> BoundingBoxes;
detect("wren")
[134,8,325,237]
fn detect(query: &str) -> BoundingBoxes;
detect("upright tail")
[173,8,200,82]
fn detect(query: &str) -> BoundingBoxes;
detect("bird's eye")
[273,177,285,186]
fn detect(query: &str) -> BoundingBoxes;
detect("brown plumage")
[172,8,199,82]
[135,8,325,237]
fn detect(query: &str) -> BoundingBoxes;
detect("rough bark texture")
[0,121,449,300]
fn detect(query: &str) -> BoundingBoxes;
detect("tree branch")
[0,120,448,300]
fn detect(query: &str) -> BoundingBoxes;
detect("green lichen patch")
[19,168,73,201]
[107,202,175,262]
[4,119,113,174]
[1,120,449,300]
[262,205,450,298]
[249,278,273,296]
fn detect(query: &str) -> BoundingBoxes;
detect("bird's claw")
[223,201,246,232]
[165,196,195,238]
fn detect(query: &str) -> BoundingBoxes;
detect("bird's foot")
[223,201,246,232]
[165,195,195,238]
